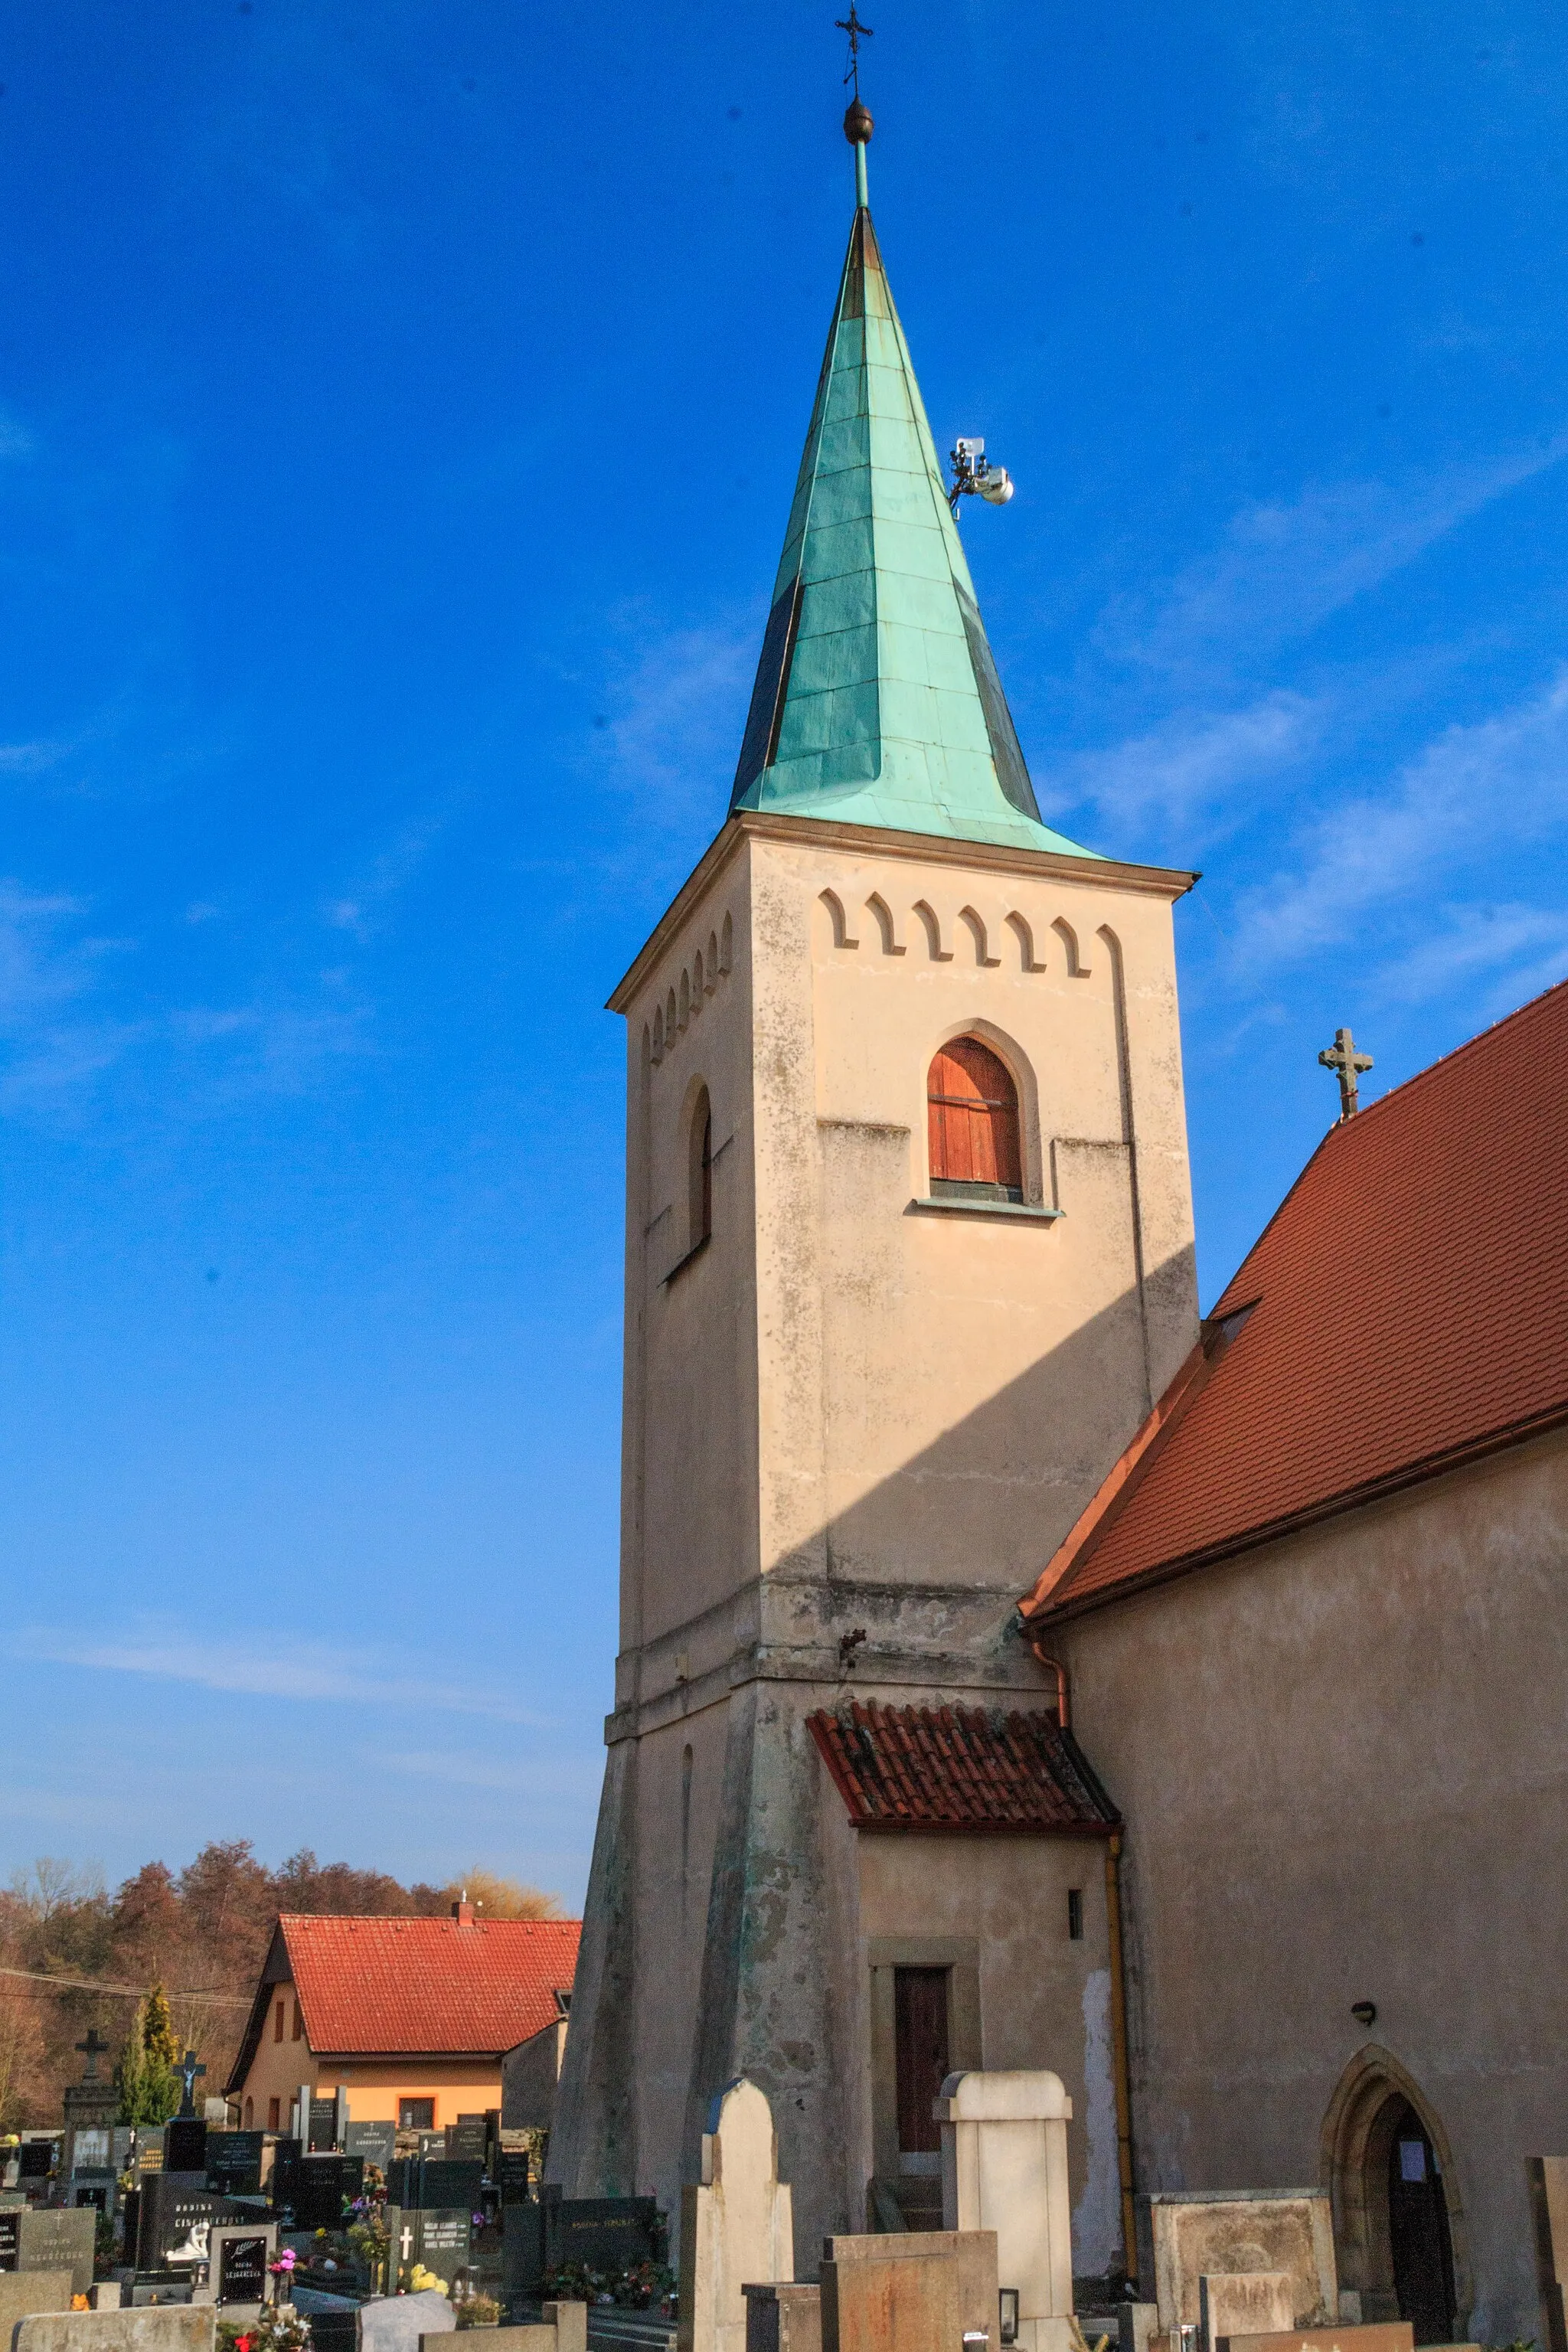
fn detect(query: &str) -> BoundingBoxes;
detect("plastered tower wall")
[550,809,1197,2259]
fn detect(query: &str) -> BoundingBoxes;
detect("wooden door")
[893,1965,951,2153]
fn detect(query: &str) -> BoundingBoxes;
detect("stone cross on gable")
[176,2048,207,2117]
[1318,1024,1374,1120]
[74,2028,110,2084]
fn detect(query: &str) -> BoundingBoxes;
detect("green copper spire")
[729,111,1097,858]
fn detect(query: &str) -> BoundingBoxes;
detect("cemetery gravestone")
[164,2121,207,2178]
[420,2163,483,2213]
[819,2230,998,2352]
[1199,2274,1294,2352]
[0,2210,100,2298]
[502,2189,662,2297]
[1136,2197,1337,2334]
[388,2161,482,2213]
[937,2071,1074,2352]
[345,2122,397,2177]
[205,2136,266,2198]
[294,2155,363,2232]
[496,2151,531,2208]
[18,2145,56,2186]
[210,2224,276,2308]
[137,2184,249,2278]
[0,2274,77,2334]
[308,2099,341,2154]
[360,2287,456,2352]
[744,2283,822,2352]
[17,2311,217,2352]
[678,2079,794,2352]
[269,2141,303,2215]
[446,2120,488,2164]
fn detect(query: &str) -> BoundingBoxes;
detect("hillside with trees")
[0,1845,560,2129]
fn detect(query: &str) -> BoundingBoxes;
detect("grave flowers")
[542,2257,677,2314]
[220,2309,313,2352]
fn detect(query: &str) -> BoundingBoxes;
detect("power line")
[0,1965,250,2007]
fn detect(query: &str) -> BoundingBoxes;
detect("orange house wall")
[234,1978,501,2129]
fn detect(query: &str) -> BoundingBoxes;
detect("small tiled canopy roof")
[226,1912,581,2094]
[1024,975,1568,1622]
[808,1701,1120,1834]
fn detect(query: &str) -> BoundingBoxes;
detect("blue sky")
[3,0,1566,1904]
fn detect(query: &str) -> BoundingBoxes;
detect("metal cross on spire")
[1318,1024,1374,1120]
[836,3,874,97]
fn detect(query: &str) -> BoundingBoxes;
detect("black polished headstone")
[294,2153,363,2231]
[445,2118,486,2163]
[216,2231,270,2303]
[17,2145,54,2181]
[495,2149,531,2207]
[307,2097,338,2153]
[344,2121,396,2177]
[206,2132,266,2196]
[552,2194,660,2275]
[268,2138,303,2215]
[165,2118,207,2175]
[136,2177,247,2272]
[0,2213,19,2266]
[387,2157,482,2212]
[409,2207,472,2282]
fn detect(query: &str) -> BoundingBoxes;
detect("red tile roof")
[1024,978,1568,1622]
[228,1914,580,2092]
[808,1701,1120,1833]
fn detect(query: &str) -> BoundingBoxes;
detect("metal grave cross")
[176,2048,207,2118]
[1318,1024,1374,1120]
[75,2027,110,2084]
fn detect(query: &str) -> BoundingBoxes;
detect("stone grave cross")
[1318,1025,1374,1120]
[176,2050,207,2118]
[74,2028,109,2083]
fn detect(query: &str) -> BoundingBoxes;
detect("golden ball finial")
[843,98,874,145]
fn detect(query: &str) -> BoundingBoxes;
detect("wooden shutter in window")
[927,1038,1022,1194]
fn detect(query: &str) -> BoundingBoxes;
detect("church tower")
[551,94,1198,2272]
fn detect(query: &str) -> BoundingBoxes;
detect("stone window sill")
[907,1197,1064,1223]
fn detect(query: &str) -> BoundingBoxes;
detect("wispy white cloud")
[11,1625,554,1728]
[1104,439,1568,684]
[594,609,756,827]
[1372,903,1568,1013]
[1230,668,1568,968]
[0,883,145,1105]
[1059,691,1321,833]
[321,814,445,942]
[0,407,35,461]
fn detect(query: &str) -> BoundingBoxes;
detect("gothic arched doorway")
[1321,2047,1468,2346]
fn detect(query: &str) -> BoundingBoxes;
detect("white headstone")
[937,2070,1075,2352]
[678,2078,795,2352]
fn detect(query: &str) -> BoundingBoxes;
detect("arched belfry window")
[689,1086,713,1250]
[927,1038,1023,1204]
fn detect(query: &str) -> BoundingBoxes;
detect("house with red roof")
[226,1903,580,2137]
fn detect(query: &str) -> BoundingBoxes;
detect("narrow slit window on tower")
[689,1088,713,1251]
[927,1037,1024,1203]
[1067,1888,1084,1941]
